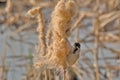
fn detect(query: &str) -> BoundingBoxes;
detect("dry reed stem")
[71,13,85,31]
[99,11,120,28]
[28,7,47,56]
[37,8,46,56]
[5,0,12,13]
[93,17,101,80]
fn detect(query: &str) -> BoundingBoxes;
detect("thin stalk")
[93,17,101,80]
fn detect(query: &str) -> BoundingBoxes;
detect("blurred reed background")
[0,0,120,80]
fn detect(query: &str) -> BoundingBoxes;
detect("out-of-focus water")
[0,29,37,80]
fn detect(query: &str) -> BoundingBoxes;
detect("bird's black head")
[74,42,81,48]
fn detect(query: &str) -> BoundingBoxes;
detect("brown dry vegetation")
[0,0,120,80]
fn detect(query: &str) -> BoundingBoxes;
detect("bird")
[34,41,81,70]
[67,42,81,66]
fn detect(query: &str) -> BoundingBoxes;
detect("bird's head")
[73,42,81,54]
[74,42,81,49]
